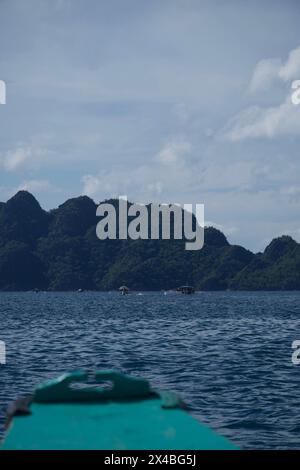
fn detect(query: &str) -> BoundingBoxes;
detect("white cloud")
[223,97,300,141]
[82,138,193,202]
[249,45,300,93]
[81,175,102,198]
[279,46,300,81]
[249,58,282,93]
[82,167,165,202]
[2,147,30,171]
[205,220,239,236]
[16,179,54,193]
[146,181,163,195]
[224,45,300,142]
[155,139,191,165]
[0,142,51,171]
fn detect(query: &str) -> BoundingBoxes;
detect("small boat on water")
[119,285,129,295]
[1,370,238,450]
[176,285,195,294]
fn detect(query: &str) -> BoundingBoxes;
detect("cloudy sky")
[1,0,300,251]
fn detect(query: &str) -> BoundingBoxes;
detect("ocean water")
[0,291,300,449]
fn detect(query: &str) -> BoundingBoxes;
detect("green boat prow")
[1,370,238,450]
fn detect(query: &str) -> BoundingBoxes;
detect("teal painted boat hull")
[1,370,238,450]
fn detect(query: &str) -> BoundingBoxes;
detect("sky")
[1,0,300,252]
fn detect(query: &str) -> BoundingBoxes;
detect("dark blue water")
[0,291,300,449]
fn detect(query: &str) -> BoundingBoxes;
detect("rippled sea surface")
[1,291,300,449]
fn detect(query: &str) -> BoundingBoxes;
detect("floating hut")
[119,285,129,295]
[176,285,195,295]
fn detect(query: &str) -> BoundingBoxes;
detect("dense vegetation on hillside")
[0,191,299,291]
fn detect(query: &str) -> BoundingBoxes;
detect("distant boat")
[176,285,195,295]
[119,285,129,295]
